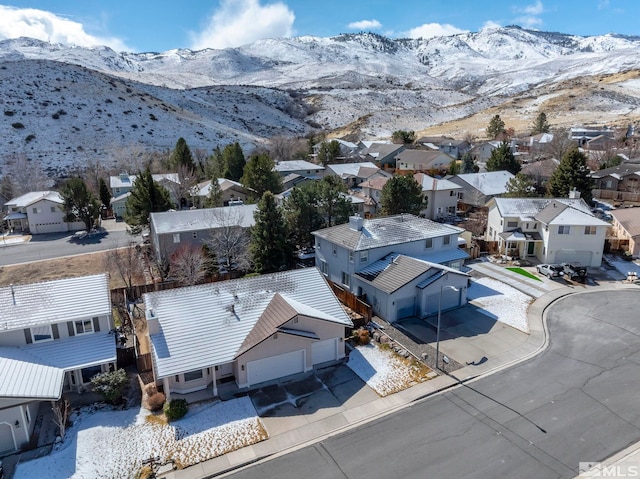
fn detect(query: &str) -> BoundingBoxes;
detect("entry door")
[0,423,15,454]
[527,241,535,255]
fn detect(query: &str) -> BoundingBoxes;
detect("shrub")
[11,122,25,129]
[25,134,35,143]
[163,399,188,421]
[351,328,370,345]
[146,392,166,412]
[4,110,15,116]
[90,369,129,404]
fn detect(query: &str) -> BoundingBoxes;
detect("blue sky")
[0,1,636,52]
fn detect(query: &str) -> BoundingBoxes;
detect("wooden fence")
[593,189,640,203]
[136,353,153,374]
[326,279,372,326]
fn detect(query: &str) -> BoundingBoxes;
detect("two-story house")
[414,173,463,220]
[485,197,610,266]
[590,163,640,202]
[144,268,352,399]
[324,162,390,189]
[313,214,469,322]
[0,274,116,454]
[360,143,406,171]
[357,177,390,217]
[274,160,324,179]
[394,150,456,173]
[609,207,640,257]
[3,191,84,234]
[191,178,255,207]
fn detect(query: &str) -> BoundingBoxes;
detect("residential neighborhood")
[3,124,640,479]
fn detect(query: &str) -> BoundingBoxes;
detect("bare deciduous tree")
[108,144,159,175]
[204,208,251,274]
[169,244,208,286]
[52,397,71,440]
[2,152,50,196]
[104,243,146,300]
[543,129,576,161]
[165,163,198,209]
[268,136,308,162]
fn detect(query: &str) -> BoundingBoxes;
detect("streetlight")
[436,280,460,371]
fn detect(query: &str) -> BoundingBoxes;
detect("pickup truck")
[561,262,588,281]
[536,263,564,278]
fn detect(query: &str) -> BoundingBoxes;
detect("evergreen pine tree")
[461,152,476,174]
[531,112,550,135]
[283,184,324,250]
[124,169,174,231]
[447,159,460,175]
[548,147,594,203]
[203,179,223,208]
[169,138,195,170]
[98,178,112,208]
[485,142,521,175]
[250,192,292,273]
[486,114,506,139]
[315,175,353,227]
[317,140,341,166]
[380,174,425,216]
[223,142,246,181]
[241,153,282,197]
[504,173,538,198]
[60,177,101,231]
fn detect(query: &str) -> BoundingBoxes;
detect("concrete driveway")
[248,364,379,437]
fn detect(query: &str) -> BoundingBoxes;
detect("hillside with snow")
[2,26,640,174]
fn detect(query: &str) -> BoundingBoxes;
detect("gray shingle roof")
[0,273,111,332]
[611,207,640,237]
[145,268,352,379]
[313,214,463,252]
[150,204,257,235]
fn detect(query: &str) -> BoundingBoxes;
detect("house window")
[360,251,368,263]
[450,191,455,196]
[349,251,354,263]
[81,365,102,383]
[443,235,451,245]
[532,223,537,229]
[173,233,180,243]
[558,225,571,235]
[332,244,337,256]
[192,231,198,239]
[115,188,121,194]
[489,226,493,237]
[32,207,40,214]
[341,271,350,288]
[50,206,56,213]
[585,226,597,235]
[74,319,93,335]
[507,221,518,228]
[31,325,53,342]
[184,370,203,382]
[425,238,433,249]
[316,238,321,250]
[25,407,31,424]
[320,260,328,275]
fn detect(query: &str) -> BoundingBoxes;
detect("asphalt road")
[0,229,133,265]
[226,290,640,479]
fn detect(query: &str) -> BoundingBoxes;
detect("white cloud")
[190,0,295,50]
[598,0,610,9]
[348,19,382,30]
[404,23,468,40]
[512,1,545,28]
[0,5,130,51]
[481,20,502,30]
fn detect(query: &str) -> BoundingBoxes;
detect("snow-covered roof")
[0,273,111,332]
[150,204,257,234]
[5,191,63,208]
[145,268,352,378]
[326,162,379,178]
[491,197,609,226]
[110,173,179,189]
[451,171,515,195]
[414,173,462,191]
[274,160,324,173]
[313,214,463,252]
[191,178,248,197]
[0,333,116,399]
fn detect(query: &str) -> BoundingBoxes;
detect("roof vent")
[10,284,16,306]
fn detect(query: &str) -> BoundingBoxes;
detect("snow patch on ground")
[15,397,265,479]
[468,277,531,333]
[347,342,431,397]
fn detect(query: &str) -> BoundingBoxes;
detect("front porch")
[165,378,243,404]
[498,229,543,260]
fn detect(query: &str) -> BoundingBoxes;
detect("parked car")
[536,263,564,278]
[561,262,588,281]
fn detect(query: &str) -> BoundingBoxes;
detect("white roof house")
[109,172,180,190]
[4,191,63,209]
[144,268,352,391]
[150,204,257,235]
[274,160,324,177]
[325,162,379,179]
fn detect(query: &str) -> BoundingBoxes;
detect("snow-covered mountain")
[2,26,640,174]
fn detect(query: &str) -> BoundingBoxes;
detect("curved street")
[225,289,640,479]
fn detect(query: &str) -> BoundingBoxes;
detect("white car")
[536,263,564,278]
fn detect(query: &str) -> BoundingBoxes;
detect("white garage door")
[246,349,305,386]
[422,288,461,317]
[0,422,16,455]
[555,250,593,266]
[33,222,65,234]
[396,297,416,320]
[312,338,338,365]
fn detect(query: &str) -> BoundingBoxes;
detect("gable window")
[50,206,56,213]
[32,207,40,214]
[192,231,198,239]
[332,244,337,256]
[584,226,597,235]
[341,271,350,288]
[74,319,94,335]
[443,235,451,245]
[349,251,354,263]
[173,233,180,243]
[184,369,203,382]
[558,225,571,235]
[425,238,433,249]
[360,251,368,263]
[31,325,53,342]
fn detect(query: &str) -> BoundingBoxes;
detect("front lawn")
[506,267,542,281]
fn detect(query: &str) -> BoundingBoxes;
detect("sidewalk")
[162,280,614,479]
[0,233,31,246]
